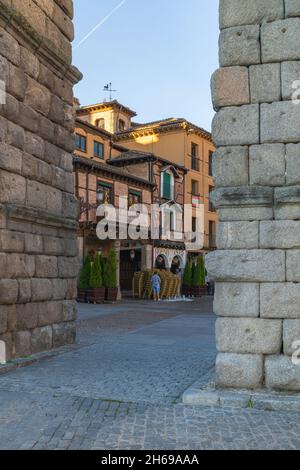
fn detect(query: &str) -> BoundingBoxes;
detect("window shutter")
[163,172,171,199]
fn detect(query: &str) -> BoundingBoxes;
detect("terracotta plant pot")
[77,288,87,303]
[86,287,105,304]
[106,287,118,302]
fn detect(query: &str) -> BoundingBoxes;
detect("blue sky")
[73,0,219,131]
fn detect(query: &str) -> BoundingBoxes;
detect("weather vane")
[103,82,117,101]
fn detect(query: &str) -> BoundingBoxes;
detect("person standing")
[151,272,161,302]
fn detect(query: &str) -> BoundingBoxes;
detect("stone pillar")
[114,240,122,301]
[0,0,81,359]
[207,0,300,391]
[141,244,153,271]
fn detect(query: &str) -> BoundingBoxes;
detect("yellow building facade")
[115,119,217,253]
[77,101,217,255]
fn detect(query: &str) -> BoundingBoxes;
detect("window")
[192,217,197,233]
[209,221,216,248]
[191,179,198,196]
[97,181,113,205]
[128,189,142,207]
[208,151,213,177]
[118,119,126,131]
[161,171,174,200]
[191,143,199,171]
[209,186,215,212]
[95,118,105,129]
[75,133,86,152]
[94,141,104,159]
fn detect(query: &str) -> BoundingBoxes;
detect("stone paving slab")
[0,298,299,450]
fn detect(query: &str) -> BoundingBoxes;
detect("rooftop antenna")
[103,82,117,101]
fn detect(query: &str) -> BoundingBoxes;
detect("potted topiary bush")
[78,255,92,302]
[192,256,207,297]
[182,261,192,296]
[104,249,119,301]
[87,252,105,304]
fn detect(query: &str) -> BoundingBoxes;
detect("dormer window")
[95,118,105,129]
[118,119,126,131]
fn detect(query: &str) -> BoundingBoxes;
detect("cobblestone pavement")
[0,298,300,450]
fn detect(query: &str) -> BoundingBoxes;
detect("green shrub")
[183,261,192,286]
[193,256,206,286]
[103,249,118,288]
[78,255,92,289]
[90,252,103,289]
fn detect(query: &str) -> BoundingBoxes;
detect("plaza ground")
[0,298,300,450]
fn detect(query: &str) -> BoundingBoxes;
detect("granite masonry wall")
[0,0,81,359]
[207,0,300,391]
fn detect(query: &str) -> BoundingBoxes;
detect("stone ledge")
[182,370,300,412]
[3,203,78,230]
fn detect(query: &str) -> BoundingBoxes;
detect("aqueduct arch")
[0,0,299,392]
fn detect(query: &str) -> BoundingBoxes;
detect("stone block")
[0,279,18,305]
[62,300,77,322]
[58,257,80,278]
[0,27,20,66]
[52,279,67,300]
[275,186,300,219]
[212,105,259,146]
[0,170,26,205]
[262,18,300,62]
[261,283,300,319]
[211,186,273,209]
[219,0,284,29]
[31,326,52,354]
[62,192,78,219]
[52,321,76,348]
[286,144,300,184]
[20,46,39,79]
[66,279,77,300]
[38,301,63,327]
[16,303,38,330]
[211,67,249,110]
[22,152,39,180]
[26,180,47,210]
[0,306,8,334]
[6,121,25,151]
[46,186,62,215]
[24,132,45,159]
[216,353,263,389]
[0,142,23,174]
[265,355,300,391]
[6,254,35,279]
[24,233,43,254]
[216,318,282,354]
[260,221,300,248]
[218,206,274,222]
[43,236,65,256]
[212,146,249,187]
[281,61,300,100]
[31,279,52,302]
[214,282,259,317]
[219,25,261,66]
[8,64,26,101]
[249,63,281,104]
[285,0,300,17]
[249,144,285,186]
[283,320,300,355]
[14,330,31,357]
[18,279,31,304]
[287,250,300,281]
[261,101,300,143]
[35,256,58,278]
[206,249,285,282]
[0,229,24,253]
[217,221,259,249]
[24,77,51,117]
[18,103,39,134]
